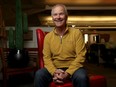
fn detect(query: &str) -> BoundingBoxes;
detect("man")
[34,4,89,87]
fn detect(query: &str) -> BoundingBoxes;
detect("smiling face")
[51,5,68,28]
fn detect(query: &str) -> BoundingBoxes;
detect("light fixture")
[42,16,116,22]
[72,25,76,27]
[40,16,116,27]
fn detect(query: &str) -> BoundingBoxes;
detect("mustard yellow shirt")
[43,27,87,75]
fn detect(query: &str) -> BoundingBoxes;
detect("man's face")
[51,6,67,28]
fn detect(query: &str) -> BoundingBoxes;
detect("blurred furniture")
[105,48,116,68]
[87,43,106,65]
[36,28,107,87]
[0,6,7,48]
[87,43,116,68]
[0,48,38,87]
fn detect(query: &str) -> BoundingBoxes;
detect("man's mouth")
[55,19,63,22]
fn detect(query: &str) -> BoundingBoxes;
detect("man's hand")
[53,69,70,83]
[53,69,64,83]
[61,72,70,82]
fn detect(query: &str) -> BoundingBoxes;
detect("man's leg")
[71,67,89,87]
[34,68,52,87]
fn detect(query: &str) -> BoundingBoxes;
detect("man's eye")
[53,14,57,16]
[60,13,64,15]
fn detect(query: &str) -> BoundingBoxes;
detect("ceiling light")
[42,16,116,22]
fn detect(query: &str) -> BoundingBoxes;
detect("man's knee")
[35,68,47,79]
[72,67,88,81]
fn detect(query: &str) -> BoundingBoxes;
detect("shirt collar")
[53,26,69,35]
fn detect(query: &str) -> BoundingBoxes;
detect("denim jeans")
[34,67,89,87]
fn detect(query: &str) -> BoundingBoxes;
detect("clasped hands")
[53,69,70,84]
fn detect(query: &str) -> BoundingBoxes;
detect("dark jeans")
[34,67,89,87]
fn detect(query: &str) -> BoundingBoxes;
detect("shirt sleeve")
[43,34,56,75]
[66,29,87,75]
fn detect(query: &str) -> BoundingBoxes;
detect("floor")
[0,63,116,87]
[0,72,34,87]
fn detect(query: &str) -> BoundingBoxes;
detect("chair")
[36,28,107,87]
[0,48,38,87]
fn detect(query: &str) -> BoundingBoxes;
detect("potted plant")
[8,0,29,68]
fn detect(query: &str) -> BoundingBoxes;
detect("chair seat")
[49,75,107,87]
[90,75,107,87]
[50,81,73,87]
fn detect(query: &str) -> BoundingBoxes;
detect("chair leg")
[3,73,7,87]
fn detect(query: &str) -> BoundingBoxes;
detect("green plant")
[8,0,28,50]
[8,27,15,49]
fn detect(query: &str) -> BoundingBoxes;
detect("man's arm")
[66,29,87,75]
[43,35,56,75]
